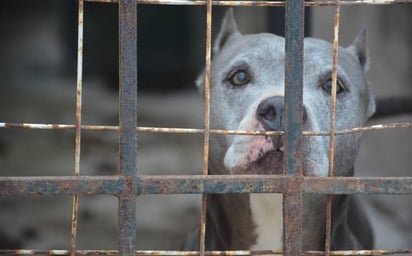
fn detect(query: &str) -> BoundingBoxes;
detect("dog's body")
[185,9,375,251]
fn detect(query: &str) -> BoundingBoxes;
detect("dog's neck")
[249,193,283,250]
[207,193,284,250]
[206,160,335,250]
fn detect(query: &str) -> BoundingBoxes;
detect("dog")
[184,9,375,251]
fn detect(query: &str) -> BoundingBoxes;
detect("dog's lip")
[230,149,283,175]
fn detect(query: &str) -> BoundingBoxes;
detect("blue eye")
[229,70,250,86]
[322,79,344,94]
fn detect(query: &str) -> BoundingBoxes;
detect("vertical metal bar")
[328,0,341,183]
[70,0,84,254]
[118,0,138,255]
[325,1,341,254]
[199,0,213,254]
[284,1,304,177]
[283,0,304,255]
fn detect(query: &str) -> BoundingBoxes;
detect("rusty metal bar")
[199,0,213,253]
[84,0,412,6]
[3,248,412,256]
[142,175,412,195]
[0,176,124,196]
[202,0,212,178]
[284,0,304,176]
[328,0,342,178]
[1,121,411,136]
[2,176,412,195]
[140,175,290,194]
[304,176,412,194]
[283,0,305,253]
[70,0,84,253]
[325,0,341,254]
[118,0,138,254]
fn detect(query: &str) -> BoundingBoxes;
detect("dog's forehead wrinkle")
[215,33,284,62]
[304,41,368,86]
[220,52,283,73]
[240,33,285,49]
[215,52,283,77]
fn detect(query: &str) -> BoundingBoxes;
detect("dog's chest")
[249,193,283,250]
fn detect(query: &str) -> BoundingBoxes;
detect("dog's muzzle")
[224,96,309,175]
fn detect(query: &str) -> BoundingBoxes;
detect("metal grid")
[1,0,412,255]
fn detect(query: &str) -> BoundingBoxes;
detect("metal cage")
[1,0,412,255]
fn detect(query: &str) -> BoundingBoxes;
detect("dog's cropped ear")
[347,27,369,71]
[196,9,241,92]
[347,27,375,118]
[213,8,241,55]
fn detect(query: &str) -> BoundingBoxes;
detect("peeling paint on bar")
[83,0,412,6]
[140,175,290,194]
[118,0,138,254]
[70,0,85,252]
[283,0,305,254]
[305,177,412,195]
[1,121,411,136]
[2,248,412,255]
[2,176,412,196]
[0,176,124,196]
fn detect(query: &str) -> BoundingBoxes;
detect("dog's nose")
[257,96,284,131]
[257,96,307,131]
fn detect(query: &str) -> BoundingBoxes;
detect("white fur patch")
[250,193,283,250]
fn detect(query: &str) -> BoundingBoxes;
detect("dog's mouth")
[224,135,284,175]
[231,149,284,175]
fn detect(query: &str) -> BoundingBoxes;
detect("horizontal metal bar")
[2,176,412,196]
[0,122,118,131]
[305,177,412,195]
[0,176,124,196]
[1,248,412,256]
[84,0,412,6]
[1,122,411,136]
[141,175,290,194]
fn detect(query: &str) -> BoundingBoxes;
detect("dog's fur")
[184,9,375,251]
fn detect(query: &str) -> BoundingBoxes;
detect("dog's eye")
[229,70,250,86]
[322,79,344,94]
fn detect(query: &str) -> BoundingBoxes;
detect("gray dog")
[185,9,375,251]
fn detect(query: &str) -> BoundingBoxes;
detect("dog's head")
[197,9,375,177]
